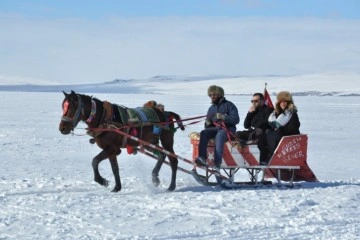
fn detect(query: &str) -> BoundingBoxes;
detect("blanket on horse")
[87,101,163,138]
[104,101,161,126]
[119,106,160,124]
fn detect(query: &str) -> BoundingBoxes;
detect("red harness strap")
[213,120,236,143]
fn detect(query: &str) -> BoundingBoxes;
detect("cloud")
[0,14,359,84]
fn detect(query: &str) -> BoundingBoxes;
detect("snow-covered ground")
[0,88,359,239]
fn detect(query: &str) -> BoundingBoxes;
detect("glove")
[178,123,185,131]
[205,118,213,128]
[254,128,263,136]
[215,113,225,121]
[176,120,185,131]
[269,121,277,130]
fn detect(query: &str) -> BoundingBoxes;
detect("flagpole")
[263,82,274,109]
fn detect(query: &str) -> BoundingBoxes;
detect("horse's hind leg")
[152,153,166,187]
[92,150,110,187]
[109,155,122,192]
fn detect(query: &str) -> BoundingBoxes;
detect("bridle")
[61,94,97,129]
[61,94,84,129]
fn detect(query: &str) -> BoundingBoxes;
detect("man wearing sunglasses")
[195,85,240,180]
[236,93,273,164]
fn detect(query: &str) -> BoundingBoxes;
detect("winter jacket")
[244,105,273,131]
[268,109,300,136]
[205,97,240,132]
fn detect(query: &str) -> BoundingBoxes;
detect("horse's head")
[59,90,85,135]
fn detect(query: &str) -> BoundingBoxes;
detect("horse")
[58,90,184,192]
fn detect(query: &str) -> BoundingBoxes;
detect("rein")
[104,114,209,131]
[175,114,208,128]
[151,114,209,129]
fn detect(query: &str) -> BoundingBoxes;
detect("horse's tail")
[166,111,185,131]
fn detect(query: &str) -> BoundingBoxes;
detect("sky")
[1,0,360,84]
[2,0,360,19]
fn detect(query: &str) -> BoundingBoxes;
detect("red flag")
[264,87,274,109]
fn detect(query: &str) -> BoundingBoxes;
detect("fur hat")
[275,91,297,113]
[276,91,293,103]
[207,85,224,97]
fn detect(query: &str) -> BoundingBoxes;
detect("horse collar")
[86,99,97,123]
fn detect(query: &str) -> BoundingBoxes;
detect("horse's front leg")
[92,150,110,188]
[152,153,166,187]
[109,155,122,192]
[160,133,178,191]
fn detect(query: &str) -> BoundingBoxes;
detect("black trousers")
[236,129,268,163]
[265,129,282,162]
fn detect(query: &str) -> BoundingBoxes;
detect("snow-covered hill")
[0,72,359,96]
[0,75,60,85]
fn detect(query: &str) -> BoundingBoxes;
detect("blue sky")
[1,0,359,19]
[0,0,359,84]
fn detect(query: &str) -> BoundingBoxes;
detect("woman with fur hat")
[195,85,240,181]
[263,91,300,165]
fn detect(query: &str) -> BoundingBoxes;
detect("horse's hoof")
[95,177,109,187]
[111,186,121,192]
[152,176,160,187]
[167,184,176,192]
[103,179,109,187]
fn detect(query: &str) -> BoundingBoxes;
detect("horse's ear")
[70,90,76,95]
[63,91,68,97]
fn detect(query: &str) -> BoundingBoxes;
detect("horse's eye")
[62,100,69,115]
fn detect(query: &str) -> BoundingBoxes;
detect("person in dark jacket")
[195,85,240,174]
[235,93,273,163]
[263,91,300,165]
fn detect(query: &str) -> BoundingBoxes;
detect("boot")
[195,157,207,167]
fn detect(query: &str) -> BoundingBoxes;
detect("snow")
[0,80,359,239]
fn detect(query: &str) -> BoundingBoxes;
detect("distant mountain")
[0,75,60,85]
[0,73,359,96]
[104,79,131,84]
[0,82,143,94]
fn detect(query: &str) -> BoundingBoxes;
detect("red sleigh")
[190,132,318,187]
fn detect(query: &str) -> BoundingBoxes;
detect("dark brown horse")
[58,90,183,192]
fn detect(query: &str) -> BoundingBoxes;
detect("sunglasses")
[251,99,260,103]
